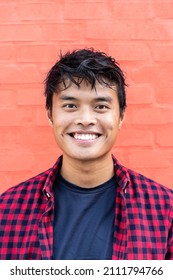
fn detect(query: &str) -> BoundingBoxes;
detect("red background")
[0,0,173,193]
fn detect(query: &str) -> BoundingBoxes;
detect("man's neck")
[60,154,115,188]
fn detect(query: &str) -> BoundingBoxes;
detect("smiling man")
[0,49,173,260]
[50,81,123,189]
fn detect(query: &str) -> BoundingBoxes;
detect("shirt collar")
[42,155,130,199]
[42,156,62,200]
[112,155,130,191]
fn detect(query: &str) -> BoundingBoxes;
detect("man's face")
[50,81,123,162]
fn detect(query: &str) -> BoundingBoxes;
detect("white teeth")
[73,133,99,140]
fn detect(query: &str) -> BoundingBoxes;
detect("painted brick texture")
[0,0,173,193]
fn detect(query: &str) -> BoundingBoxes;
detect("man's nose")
[74,107,97,126]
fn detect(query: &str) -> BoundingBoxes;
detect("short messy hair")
[44,48,127,118]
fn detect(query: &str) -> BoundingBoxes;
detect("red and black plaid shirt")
[0,156,173,259]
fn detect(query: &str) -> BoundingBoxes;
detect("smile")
[69,133,101,141]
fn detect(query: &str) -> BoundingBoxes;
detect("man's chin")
[65,153,98,163]
[67,152,111,163]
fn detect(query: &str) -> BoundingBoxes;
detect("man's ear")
[47,110,53,126]
[118,114,125,130]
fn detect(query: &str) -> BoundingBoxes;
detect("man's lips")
[68,132,102,141]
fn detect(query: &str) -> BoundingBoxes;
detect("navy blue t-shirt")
[52,173,116,260]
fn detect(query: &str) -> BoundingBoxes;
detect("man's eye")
[95,105,108,110]
[63,104,77,109]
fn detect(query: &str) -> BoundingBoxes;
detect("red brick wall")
[0,0,173,193]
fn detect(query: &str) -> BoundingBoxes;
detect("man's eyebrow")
[59,96,78,101]
[94,97,113,103]
[59,96,113,102]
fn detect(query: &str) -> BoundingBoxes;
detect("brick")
[128,150,171,168]
[0,173,10,194]
[131,106,173,125]
[17,88,44,105]
[131,64,173,87]
[153,44,173,62]
[122,106,133,124]
[0,109,32,126]
[0,22,84,42]
[31,127,57,151]
[132,21,173,40]
[109,43,152,61]
[156,124,173,147]
[133,167,173,189]
[1,23,84,42]
[39,62,54,78]
[113,125,173,186]
[0,90,16,107]
[0,44,15,61]
[0,127,33,152]
[134,167,158,182]
[2,129,56,160]
[16,45,58,62]
[155,87,173,104]
[160,174,173,189]
[64,2,111,19]
[0,1,63,22]
[86,21,133,39]
[126,85,154,104]
[41,23,84,41]
[112,2,154,19]
[0,23,83,42]
[0,153,34,171]
[171,152,173,166]
[0,171,35,194]
[116,125,153,147]
[33,108,49,126]
[131,65,154,85]
[148,166,173,189]
[111,148,132,171]
[0,65,40,84]
[15,2,64,21]
[0,3,16,22]
[0,24,42,41]
[33,43,108,65]
[34,152,61,171]
[19,128,58,158]
[56,43,109,54]
[153,2,173,19]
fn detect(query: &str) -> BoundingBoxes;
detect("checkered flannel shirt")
[0,155,173,259]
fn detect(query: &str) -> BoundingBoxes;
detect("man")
[0,49,173,260]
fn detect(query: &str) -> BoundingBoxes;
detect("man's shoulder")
[0,169,50,203]
[114,157,173,199]
[0,156,62,203]
[126,165,173,200]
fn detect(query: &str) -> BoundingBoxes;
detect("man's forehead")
[57,77,117,90]
[56,80,117,98]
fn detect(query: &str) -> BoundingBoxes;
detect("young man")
[0,49,173,260]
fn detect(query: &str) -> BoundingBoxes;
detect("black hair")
[44,48,127,119]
